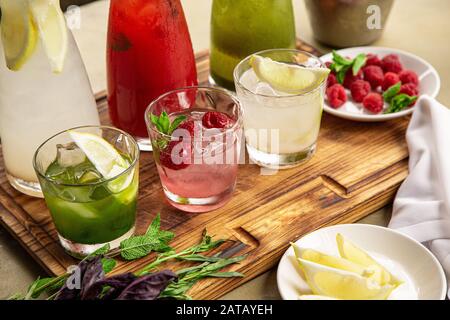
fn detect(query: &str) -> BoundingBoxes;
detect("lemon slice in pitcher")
[29,0,68,73]
[250,55,329,94]
[0,0,38,71]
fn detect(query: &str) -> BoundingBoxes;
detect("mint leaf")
[119,213,174,260]
[352,53,367,76]
[336,67,349,84]
[90,244,110,257]
[332,50,353,66]
[120,234,162,261]
[150,112,187,137]
[382,82,401,103]
[101,258,116,274]
[160,112,170,133]
[384,93,417,114]
[169,115,187,135]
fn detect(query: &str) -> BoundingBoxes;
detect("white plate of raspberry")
[321,47,440,122]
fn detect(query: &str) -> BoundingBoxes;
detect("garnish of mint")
[150,111,187,150]
[382,82,401,103]
[119,213,174,260]
[150,111,186,136]
[384,93,418,114]
[329,51,367,84]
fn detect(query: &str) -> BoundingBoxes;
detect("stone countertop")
[1,0,449,300]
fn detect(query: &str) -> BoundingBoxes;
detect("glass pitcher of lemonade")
[210,0,296,90]
[0,0,100,197]
[107,0,198,151]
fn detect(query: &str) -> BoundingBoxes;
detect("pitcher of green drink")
[210,0,296,90]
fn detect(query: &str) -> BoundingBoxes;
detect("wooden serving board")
[0,40,410,299]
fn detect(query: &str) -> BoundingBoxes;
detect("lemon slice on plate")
[297,258,395,300]
[298,295,339,300]
[69,131,132,193]
[0,0,38,71]
[336,233,402,287]
[29,0,68,73]
[291,243,375,278]
[250,55,329,94]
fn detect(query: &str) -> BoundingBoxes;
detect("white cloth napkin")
[389,95,450,298]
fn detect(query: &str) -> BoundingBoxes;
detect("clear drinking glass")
[0,30,100,197]
[234,49,326,169]
[145,87,243,213]
[33,126,139,258]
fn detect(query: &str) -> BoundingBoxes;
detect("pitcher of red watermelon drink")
[107,0,198,151]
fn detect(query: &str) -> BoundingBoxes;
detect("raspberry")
[365,53,381,67]
[363,93,384,114]
[381,54,403,74]
[326,84,347,108]
[177,120,195,136]
[327,73,337,88]
[202,111,231,129]
[159,140,192,170]
[399,83,419,97]
[350,80,371,103]
[398,69,419,87]
[363,65,384,89]
[343,69,363,89]
[382,72,400,91]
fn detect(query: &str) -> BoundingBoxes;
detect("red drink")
[145,88,243,213]
[107,0,198,150]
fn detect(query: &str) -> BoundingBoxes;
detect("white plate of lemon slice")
[277,224,447,300]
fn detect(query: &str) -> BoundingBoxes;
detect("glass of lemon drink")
[33,126,139,258]
[234,49,329,169]
[0,0,100,197]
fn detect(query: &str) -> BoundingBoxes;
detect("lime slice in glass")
[250,55,329,94]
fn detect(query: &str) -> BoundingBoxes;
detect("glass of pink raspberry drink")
[145,87,243,213]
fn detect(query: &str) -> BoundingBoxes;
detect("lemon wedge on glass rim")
[0,0,68,72]
[250,55,329,94]
[68,131,132,193]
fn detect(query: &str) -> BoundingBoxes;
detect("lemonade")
[33,126,139,258]
[0,0,100,197]
[234,50,328,169]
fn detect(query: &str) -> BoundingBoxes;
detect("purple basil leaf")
[84,273,138,300]
[56,257,104,300]
[116,270,177,300]
[80,257,105,299]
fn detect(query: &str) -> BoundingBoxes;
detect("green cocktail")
[210,0,296,90]
[34,126,139,258]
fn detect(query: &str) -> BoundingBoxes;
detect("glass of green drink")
[33,126,139,258]
[210,0,296,90]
